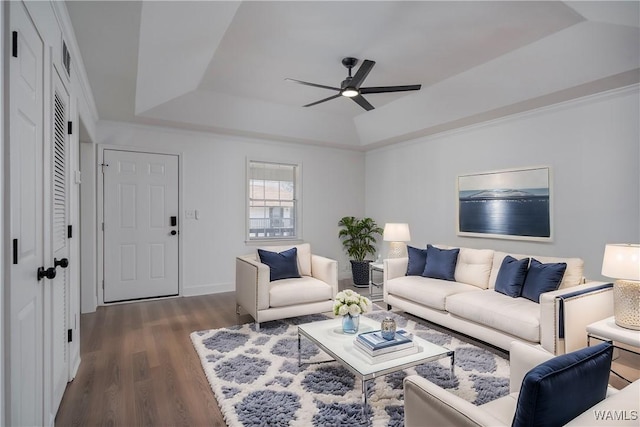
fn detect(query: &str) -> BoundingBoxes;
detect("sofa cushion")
[269,276,333,308]
[479,392,519,426]
[446,291,540,342]
[488,252,530,289]
[406,246,428,276]
[387,276,481,311]
[488,251,584,290]
[521,259,567,303]
[258,247,301,281]
[256,243,311,276]
[512,342,613,427]
[532,255,583,289]
[494,256,529,297]
[454,248,495,289]
[422,245,459,281]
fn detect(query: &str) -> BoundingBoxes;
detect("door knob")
[170,230,177,236]
[37,266,57,281]
[54,258,69,269]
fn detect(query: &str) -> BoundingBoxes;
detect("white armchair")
[404,341,640,427]
[235,243,338,330]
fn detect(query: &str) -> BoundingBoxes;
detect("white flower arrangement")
[333,289,372,317]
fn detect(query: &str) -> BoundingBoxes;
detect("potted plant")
[338,216,384,286]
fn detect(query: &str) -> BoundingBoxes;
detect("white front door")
[103,150,179,302]
[45,69,71,422]
[9,3,44,425]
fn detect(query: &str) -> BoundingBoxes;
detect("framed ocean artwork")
[457,166,552,241]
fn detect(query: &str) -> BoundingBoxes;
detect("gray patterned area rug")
[190,311,510,427]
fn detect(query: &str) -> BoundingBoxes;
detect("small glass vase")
[342,314,360,334]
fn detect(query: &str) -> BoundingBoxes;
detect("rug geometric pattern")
[191,311,510,427]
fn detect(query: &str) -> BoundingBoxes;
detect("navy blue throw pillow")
[422,245,459,281]
[257,247,301,282]
[520,258,567,303]
[512,342,613,427]
[406,246,428,276]
[494,256,530,297]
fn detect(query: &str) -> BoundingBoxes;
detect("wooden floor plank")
[133,378,158,427]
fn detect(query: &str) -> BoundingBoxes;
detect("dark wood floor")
[55,292,252,427]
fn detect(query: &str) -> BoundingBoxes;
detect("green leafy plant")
[338,216,384,262]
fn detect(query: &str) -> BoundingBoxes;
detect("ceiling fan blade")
[285,78,341,92]
[350,60,375,88]
[303,93,342,107]
[360,84,422,94]
[351,95,374,111]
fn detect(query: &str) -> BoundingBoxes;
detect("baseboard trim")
[182,282,234,297]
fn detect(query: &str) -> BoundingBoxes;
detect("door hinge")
[67,329,72,343]
[102,222,104,231]
[12,239,18,265]
[67,121,73,135]
[102,280,105,289]
[12,31,18,57]
[67,225,73,239]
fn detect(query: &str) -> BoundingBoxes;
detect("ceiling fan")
[286,57,422,111]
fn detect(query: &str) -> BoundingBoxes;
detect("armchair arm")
[539,281,614,354]
[508,341,554,394]
[404,375,505,427]
[311,255,338,297]
[235,255,271,316]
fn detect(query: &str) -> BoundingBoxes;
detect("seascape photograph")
[458,167,551,240]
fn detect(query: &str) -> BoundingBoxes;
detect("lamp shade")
[383,223,411,242]
[601,244,640,281]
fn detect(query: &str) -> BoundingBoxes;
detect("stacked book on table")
[354,329,419,363]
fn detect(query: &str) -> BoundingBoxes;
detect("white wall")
[366,85,640,280]
[1,3,5,423]
[87,121,365,307]
[79,141,97,313]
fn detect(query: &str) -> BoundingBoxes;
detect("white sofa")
[384,245,614,354]
[235,243,338,330]
[404,341,640,427]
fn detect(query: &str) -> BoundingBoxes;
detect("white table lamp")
[383,223,411,258]
[601,243,640,330]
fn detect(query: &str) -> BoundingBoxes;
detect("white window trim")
[245,158,303,244]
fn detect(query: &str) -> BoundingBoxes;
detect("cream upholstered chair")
[404,341,639,427]
[235,243,338,330]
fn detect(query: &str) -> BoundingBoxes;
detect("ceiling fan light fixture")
[341,87,359,97]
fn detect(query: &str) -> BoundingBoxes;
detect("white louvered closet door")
[46,69,70,421]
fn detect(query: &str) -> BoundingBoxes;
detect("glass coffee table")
[298,316,454,416]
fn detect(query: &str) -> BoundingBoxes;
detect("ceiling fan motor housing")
[341,57,358,71]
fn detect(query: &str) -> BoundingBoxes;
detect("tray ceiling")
[66,1,640,149]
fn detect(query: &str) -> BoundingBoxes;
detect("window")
[247,160,300,241]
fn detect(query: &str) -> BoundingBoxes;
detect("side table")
[587,316,640,383]
[369,262,384,302]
